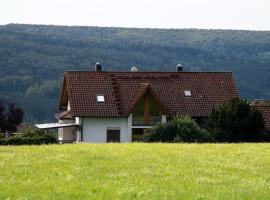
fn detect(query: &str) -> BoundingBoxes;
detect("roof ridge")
[64,70,233,73]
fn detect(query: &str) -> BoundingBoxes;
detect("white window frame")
[96,94,105,102]
[184,90,191,97]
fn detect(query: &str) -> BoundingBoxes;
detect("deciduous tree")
[0,100,24,135]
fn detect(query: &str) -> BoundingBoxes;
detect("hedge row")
[0,132,58,145]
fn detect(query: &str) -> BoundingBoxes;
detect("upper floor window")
[132,94,162,126]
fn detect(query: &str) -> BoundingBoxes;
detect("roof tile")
[60,71,239,117]
[254,104,270,129]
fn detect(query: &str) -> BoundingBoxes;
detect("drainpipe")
[81,117,84,142]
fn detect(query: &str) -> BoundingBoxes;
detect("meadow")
[0,143,269,199]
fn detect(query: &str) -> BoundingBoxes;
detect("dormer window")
[184,90,191,97]
[96,95,105,102]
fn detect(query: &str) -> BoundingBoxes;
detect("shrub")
[261,128,270,142]
[0,129,58,145]
[206,98,265,142]
[144,116,210,143]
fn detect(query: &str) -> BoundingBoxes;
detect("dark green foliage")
[0,100,24,134]
[206,98,266,142]
[5,103,24,134]
[0,101,5,132]
[0,24,270,122]
[0,129,58,145]
[144,116,210,143]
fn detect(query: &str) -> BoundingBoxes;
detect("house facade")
[49,65,240,143]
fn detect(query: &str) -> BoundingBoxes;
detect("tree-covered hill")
[0,24,269,122]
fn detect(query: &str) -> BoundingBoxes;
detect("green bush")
[144,116,210,143]
[206,98,266,142]
[0,130,58,145]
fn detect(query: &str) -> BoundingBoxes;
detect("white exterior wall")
[76,115,167,143]
[80,117,129,143]
[58,127,76,141]
[58,118,76,142]
[161,115,167,124]
[67,101,71,111]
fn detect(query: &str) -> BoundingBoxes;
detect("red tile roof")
[254,104,270,129]
[59,71,239,117]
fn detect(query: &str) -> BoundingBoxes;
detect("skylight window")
[96,95,105,102]
[184,90,191,97]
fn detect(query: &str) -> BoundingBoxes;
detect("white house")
[36,64,239,143]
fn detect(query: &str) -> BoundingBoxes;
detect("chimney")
[176,64,183,72]
[95,62,102,71]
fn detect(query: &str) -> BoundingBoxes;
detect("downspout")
[81,117,84,142]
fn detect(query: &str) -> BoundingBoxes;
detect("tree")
[0,100,5,133]
[5,103,24,135]
[206,98,265,142]
[0,100,24,135]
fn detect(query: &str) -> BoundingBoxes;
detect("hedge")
[0,132,58,145]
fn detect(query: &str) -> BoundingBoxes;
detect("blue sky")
[1,0,269,30]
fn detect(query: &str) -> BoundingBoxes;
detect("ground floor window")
[107,128,120,143]
[132,128,150,142]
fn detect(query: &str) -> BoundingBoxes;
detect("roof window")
[96,95,105,102]
[184,90,191,97]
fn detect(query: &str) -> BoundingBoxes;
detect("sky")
[0,0,269,30]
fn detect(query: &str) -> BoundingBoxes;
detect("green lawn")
[0,144,269,199]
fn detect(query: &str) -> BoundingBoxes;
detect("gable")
[132,92,164,126]
[128,83,166,115]
[59,77,68,109]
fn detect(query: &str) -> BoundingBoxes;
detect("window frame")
[184,90,192,97]
[106,128,121,143]
[96,94,105,102]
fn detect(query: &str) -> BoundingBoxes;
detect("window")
[184,90,191,97]
[58,128,63,139]
[96,95,105,102]
[107,128,120,143]
[132,94,162,126]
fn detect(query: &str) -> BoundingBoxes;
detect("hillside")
[0,144,269,199]
[0,24,270,122]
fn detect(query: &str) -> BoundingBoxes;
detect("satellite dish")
[131,66,138,72]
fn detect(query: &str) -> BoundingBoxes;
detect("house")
[36,64,240,143]
[253,100,270,129]
[15,123,34,135]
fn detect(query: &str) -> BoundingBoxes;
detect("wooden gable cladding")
[128,83,167,116]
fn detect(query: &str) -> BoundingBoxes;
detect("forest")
[0,24,269,122]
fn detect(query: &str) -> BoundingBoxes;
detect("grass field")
[0,144,270,199]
